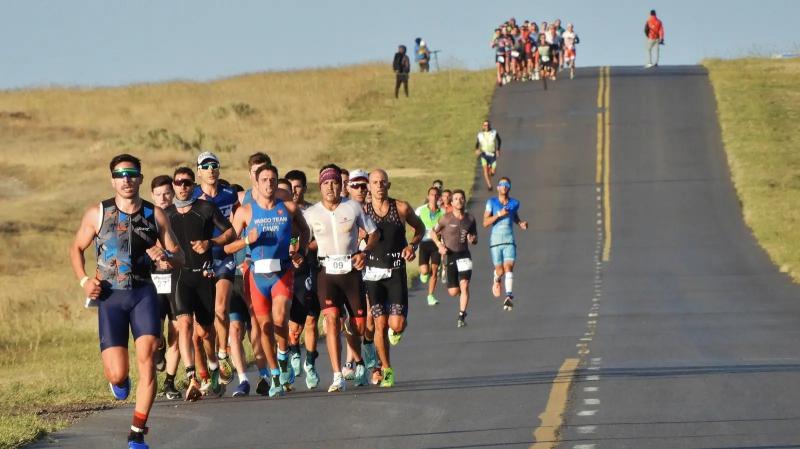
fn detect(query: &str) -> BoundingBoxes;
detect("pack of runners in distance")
[70,117,525,448]
[492,17,580,85]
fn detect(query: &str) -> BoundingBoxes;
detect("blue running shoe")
[110,377,131,401]
[232,380,250,397]
[304,361,319,389]
[128,441,149,449]
[127,430,148,449]
[269,375,285,398]
[363,342,377,370]
[290,350,303,378]
[279,358,295,389]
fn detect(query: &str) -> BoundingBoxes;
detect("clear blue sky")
[1,0,797,89]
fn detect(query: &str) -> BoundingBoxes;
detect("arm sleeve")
[469,217,478,235]
[485,199,493,215]
[496,133,502,150]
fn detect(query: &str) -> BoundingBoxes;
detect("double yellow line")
[597,66,612,262]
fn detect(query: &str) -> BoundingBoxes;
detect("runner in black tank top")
[363,169,425,388]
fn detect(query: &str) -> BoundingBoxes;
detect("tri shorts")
[245,266,293,317]
[158,294,174,322]
[229,275,251,324]
[289,265,320,324]
[213,255,236,282]
[490,243,517,266]
[480,152,497,169]
[445,251,473,289]
[317,267,367,326]
[98,283,161,351]
[418,240,442,266]
[564,47,576,60]
[171,268,216,327]
[365,266,408,318]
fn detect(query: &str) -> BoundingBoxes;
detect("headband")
[319,167,341,185]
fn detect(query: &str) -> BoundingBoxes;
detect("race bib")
[511,50,520,58]
[363,266,392,282]
[456,258,473,272]
[497,56,505,63]
[254,258,282,274]
[151,273,172,294]
[541,55,550,63]
[324,255,352,275]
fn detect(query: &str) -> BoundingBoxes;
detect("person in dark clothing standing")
[393,45,411,98]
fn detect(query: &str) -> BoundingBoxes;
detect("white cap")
[349,169,369,183]
[197,151,219,166]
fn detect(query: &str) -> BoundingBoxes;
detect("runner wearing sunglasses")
[70,154,185,449]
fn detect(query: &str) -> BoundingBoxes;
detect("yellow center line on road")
[595,67,605,184]
[602,66,612,262]
[529,358,580,449]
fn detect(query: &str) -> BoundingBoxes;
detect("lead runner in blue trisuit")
[482,177,528,310]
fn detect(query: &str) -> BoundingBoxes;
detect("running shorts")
[317,267,367,325]
[228,274,251,323]
[445,251,473,288]
[289,266,320,324]
[366,266,408,318]
[158,294,174,322]
[480,152,497,169]
[213,255,236,282]
[244,266,293,317]
[98,283,160,350]
[418,240,442,266]
[490,244,517,266]
[565,47,576,60]
[171,269,216,327]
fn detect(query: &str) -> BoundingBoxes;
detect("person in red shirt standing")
[644,9,665,68]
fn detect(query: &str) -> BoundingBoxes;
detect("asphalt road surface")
[32,66,800,449]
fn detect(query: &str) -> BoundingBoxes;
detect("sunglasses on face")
[173,179,194,187]
[199,162,220,170]
[111,168,142,179]
[349,183,368,190]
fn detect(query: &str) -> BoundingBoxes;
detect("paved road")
[33,66,800,449]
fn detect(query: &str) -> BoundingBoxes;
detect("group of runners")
[69,117,525,449]
[491,17,580,86]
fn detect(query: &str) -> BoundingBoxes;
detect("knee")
[272,311,287,327]
[389,319,406,333]
[229,323,242,340]
[195,325,211,340]
[104,365,129,385]
[448,288,460,297]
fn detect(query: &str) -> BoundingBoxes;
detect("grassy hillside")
[0,64,494,448]
[704,58,800,281]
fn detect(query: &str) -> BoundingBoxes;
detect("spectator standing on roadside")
[644,9,665,68]
[393,45,411,98]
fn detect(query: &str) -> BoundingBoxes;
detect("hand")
[402,245,416,262]
[83,277,102,300]
[191,240,210,254]
[437,243,448,255]
[146,245,168,261]
[201,260,216,279]
[497,208,509,218]
[156,259,173,271]
[352,252,367,270]
[474,149,482,157]
[291,251,305,268]
[467,233,477,244]
[519,220,529,230]
[660,39,665,45]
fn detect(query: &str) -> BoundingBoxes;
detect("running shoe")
[109,377,131,401]
[353,363,368,387]
[492,278,502,298]
[370,367,383,385]
[232,380,250,397]
[426,294,439,306]
[290,350,303,378]
[127,431,148,449]
[304,361,320,389]
[328,372,346,393]
[342,362,355,381]
[219,357,234,385]
[256,377,270,396]
[419,273,429,284]
[164,380,180,400]
[269,375,285,398]
[388,328,403,346]
[363,342,378,370]
[199,378,211,396]
[457,312,467,328]
[503,296,514,311]
[209,368,222,396]
[380,367,395,388]
[185,378,202,402]
[279,358,295,390]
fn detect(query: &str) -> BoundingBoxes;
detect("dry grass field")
[0,64,494,448]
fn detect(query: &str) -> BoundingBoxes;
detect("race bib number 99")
[325,255,352,275]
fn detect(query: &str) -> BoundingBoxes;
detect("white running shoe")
[328,372,346,393]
